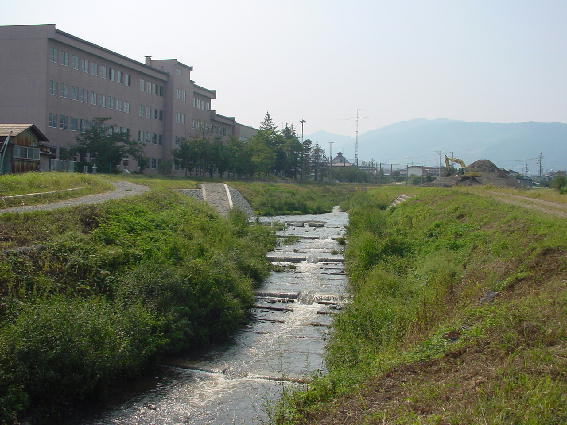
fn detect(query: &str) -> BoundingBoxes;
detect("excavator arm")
[444,155,466,169]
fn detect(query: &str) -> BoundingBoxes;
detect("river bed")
[70,207,348,425]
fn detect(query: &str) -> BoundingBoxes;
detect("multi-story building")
[0,24,255,174]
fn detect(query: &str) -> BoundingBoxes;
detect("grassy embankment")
[0,177,275,423]
[0,172,113,208]
[231,182,367,215]
[273,186,566,425]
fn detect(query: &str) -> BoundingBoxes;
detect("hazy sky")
[2,0,567,136]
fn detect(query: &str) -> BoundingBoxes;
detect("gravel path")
[0,181,149,215]
[486,191,567,218]
[200,183,232,215]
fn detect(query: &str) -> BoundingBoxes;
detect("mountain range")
[307,119,567,173]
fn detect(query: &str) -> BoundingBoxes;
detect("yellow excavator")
[444,155,481,177]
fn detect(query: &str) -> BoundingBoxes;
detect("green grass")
[230,182,367,215]
[0,172,113,208]
[0,188,275,422]
[272,186,567,425]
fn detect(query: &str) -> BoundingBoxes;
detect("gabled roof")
[0,124,49,141]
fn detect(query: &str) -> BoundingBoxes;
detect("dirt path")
[486,191,567,218]
[0,180,148,215]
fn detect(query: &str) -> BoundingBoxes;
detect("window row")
[176,112,186,124]
[192,119,210,130]
[175,89,187,103]
[49,80,131,113]
[139,79,165,96]
[137,130,163,145]
[49,47,131,86]
[48,113,129,135]
[212,125,230,136]
[48,114,90,132]
[138,105,164,120]
[193,97,210,111]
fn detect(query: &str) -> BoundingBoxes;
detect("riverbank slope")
[274,186,567,424]
[0,185,275,423]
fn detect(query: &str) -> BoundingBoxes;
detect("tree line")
[173,112,329,180]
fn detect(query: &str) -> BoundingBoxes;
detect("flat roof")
[55,28,169,77]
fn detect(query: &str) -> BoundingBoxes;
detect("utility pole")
[434,150,443,178]
[538,152,543,177]
[299,118,306,143]
[355,109,359,167]
[328,141,335,166]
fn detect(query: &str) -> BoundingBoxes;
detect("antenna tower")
[355,109,359,167]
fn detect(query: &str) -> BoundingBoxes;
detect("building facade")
[0,24,254,174]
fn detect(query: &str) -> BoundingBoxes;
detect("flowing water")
[72,207,348,425]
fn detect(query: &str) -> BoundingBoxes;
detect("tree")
[73,118,142,173]
[300,139,313,181]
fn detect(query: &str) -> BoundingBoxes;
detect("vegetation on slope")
[273,186,566,425]
[0,189,275,423]
[0,172,113,208]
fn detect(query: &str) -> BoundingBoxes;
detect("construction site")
[429,156,533,188]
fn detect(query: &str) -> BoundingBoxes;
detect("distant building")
[0,24,255,175]
[331,152,352,167]
[402,166,443,177]
[0,124,53,173]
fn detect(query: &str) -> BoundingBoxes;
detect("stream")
[70,207,349,425]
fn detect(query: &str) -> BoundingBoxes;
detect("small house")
[0,124,52,174]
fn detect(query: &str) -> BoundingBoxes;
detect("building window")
[109,67,115,81]
[48,80,57,96]
[48,113,57,128]
[139,79,144,92]
[13,145,40,160]
[139,104,145,118]
[124,101,130,114]
[159,85,164,96]
[151,158,157,169]
[71,86,78,101]
[145,81,151,93]
[89,91,96,105]
[152,133,157,144]
[82,59,89,73]
[145,106,151,119]
[99,65,107,79]
[159,110,163,121]
[59,82,67,98]
[158,134,163,145]
[117,70,123,84]
[49,47,58,63]
[59,115,68,130]
[70,117,79,131]
[59,51,69,66]
[71,55,79,70]
[90,62,98,76]
[97,94,104,107]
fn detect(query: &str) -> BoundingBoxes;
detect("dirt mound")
[468,160,499,172]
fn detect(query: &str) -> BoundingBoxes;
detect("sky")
[2,0,567,136]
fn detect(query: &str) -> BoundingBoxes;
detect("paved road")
[0,181,148,215]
